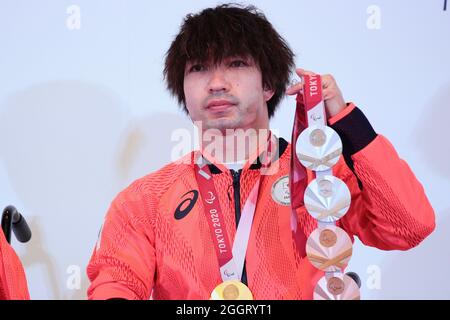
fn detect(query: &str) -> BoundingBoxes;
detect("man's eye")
[230,60,248,68]
[189,64,205,72]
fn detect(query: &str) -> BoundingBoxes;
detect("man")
[86,4,435,299]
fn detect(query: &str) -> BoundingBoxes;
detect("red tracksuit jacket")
[0,230,29,299]
[87,103,435,299]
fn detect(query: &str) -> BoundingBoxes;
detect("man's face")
[183,56,274,132]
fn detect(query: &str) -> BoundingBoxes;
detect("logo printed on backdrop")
[66,5,81,30]
[366,5,381,30]
[66,265,81,290]
[366,264,382,290]
[174,190,199,220]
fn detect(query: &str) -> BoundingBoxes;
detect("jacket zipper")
[230,169,248,286]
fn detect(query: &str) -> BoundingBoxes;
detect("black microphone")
[345,271,361,288]
[1,205,32,243]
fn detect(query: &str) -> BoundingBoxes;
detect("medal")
[306,225,353,272]
[304,176,351,223]
[210,280,253,300]
[313,273,360,300]
[319,229,338,247]
[309,128,327,147]
[296,125,342,171]
[195,134,274,300]
[271,175,290,206]
[291,74,360,300]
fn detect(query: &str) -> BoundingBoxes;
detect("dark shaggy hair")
[163,3,294,118]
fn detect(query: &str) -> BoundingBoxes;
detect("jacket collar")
[207,137,289,174]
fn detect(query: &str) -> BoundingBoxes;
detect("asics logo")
[174,190,199,220]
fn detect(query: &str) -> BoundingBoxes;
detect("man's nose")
[207,68,230,94]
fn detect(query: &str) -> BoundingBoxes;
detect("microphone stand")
[1,205,32,244]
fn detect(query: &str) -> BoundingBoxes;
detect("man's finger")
[321,74,335,89]
[296,68,316,77]
[286,83,303,95]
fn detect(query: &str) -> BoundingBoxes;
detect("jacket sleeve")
[0,230,30,300]
[328,103,436,250]
[86,180,156,299]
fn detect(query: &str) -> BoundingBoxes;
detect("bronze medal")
[319,229,337,247]
[327,277,345,295]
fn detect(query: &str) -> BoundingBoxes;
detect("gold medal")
[210,280,253,300]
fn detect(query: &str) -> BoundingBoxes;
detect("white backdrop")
[0,0,449,299]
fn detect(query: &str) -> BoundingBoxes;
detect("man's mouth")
[206,99,236,112]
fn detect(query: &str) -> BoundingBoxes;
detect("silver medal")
[296,125,342,171]
[304,176,351,223]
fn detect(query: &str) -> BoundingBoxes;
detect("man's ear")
[263,85,275,102]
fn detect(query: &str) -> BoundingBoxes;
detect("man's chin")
[203,117,241,132]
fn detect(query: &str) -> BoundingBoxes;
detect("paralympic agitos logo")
[174,190,199,220]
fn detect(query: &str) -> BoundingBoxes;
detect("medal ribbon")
[194,133,274,282]
[292,76,359,297]
[289,74,326,210]
[289,75,327,257]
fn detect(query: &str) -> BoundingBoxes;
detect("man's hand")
[286,68,346,119]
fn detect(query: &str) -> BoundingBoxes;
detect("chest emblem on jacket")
[174,190,199,220]
[271,175,290,206]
